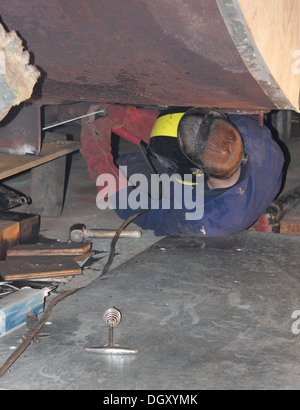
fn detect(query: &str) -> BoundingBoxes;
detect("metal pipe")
[42,108,108,130]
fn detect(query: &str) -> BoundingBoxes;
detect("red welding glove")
[80,104,158,195]
[114,105,159,145]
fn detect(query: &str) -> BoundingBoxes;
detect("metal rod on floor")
[0,289,77,379]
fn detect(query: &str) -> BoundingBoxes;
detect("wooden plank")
[0,211,40,244]
[0,220,20,260]
[74,251,96,268]
[249,214,300,236]
[0,212,41,259]
[279,215,300,236]
[6,242,92,257]
[74,251,95,262]
[0,256,82,281]
[0,136,81,180]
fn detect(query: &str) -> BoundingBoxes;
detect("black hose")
[94,208,150,281]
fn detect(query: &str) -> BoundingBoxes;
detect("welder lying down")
[80,105,285,237]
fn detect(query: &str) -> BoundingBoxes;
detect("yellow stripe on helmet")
[150,112,185,138]
[176,171,203,185]
[175,177,197,186]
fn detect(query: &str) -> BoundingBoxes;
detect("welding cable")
[94,208,150,281]
[0,288,77,379]
[92,140,160,281]
[95,141,162,280]
[137,141,158,175]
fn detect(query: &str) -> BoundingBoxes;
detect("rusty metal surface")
[0,0,275,111]
[0,103,41,155]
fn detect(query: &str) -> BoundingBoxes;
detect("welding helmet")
[149,107,247,180]
[149,107,199,176]
[177,107,247,180]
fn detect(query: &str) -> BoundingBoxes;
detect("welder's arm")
[80,104,158,195]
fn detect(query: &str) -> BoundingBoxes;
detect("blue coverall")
[111,115,285,237]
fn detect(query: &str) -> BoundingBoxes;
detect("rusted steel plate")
[0,103,41,155]
[0,0,275,110]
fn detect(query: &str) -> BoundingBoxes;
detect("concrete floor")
[0,120,300,390]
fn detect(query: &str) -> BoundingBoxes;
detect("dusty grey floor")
[0,230,300,390]
[0,122,299,390]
